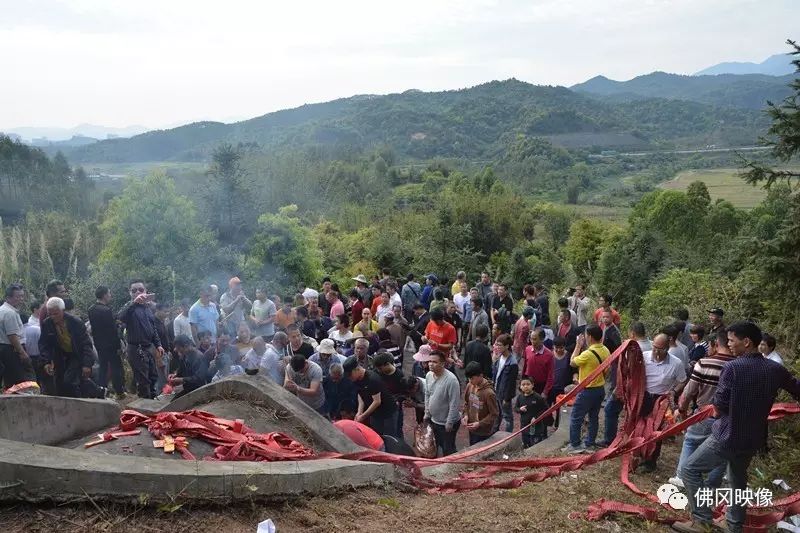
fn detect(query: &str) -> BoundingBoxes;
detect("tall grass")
[0,216,78,294]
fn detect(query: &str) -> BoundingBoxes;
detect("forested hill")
[64,79,769,164]
[571,71,793,110]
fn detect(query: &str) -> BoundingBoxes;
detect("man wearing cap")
[352,275,370,303]
[707,308,725,337]
[220,277,252,338]
[310,338,347,378]
[343,355,399,437]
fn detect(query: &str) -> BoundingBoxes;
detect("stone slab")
[0,395,121,445]
[0,438,395,503]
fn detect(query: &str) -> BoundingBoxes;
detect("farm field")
[659,168,770,209]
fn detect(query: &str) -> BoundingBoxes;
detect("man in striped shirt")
[674,321,800,533]
[669,329,733,489]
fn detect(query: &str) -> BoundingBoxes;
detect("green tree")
[686,180,711,209]
[741,40,800,189]
[205,143,251,242]
[534,203,573,245]
[564,218,620,282]
[504,240,565,291]
[243,205,324,295]
[97,172,220,304]
[639,268,759,337]
[594,227,667,314]
[739,40,800,346]
[629,190,706,247]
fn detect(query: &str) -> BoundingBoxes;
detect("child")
[462,361,499,445]
[514,376,548,447]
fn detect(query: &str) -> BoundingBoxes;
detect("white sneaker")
[668,476,685,489]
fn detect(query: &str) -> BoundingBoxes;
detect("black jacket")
[117,301,161,347]
[464,339,493,380]
[39,314,96,370]
[88,302,120,350]
[492,354,519,403]
[177,348,210,394]
[409,312,430,349]
[558,323,580,354]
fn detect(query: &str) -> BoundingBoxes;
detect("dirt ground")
[0,444,685,533]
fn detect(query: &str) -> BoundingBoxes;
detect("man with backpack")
[400,273,422,323]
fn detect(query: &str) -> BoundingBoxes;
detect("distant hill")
[694,53,794,76]
[571,71,793,110]
[2,123,149,143]
[61,79,770,164]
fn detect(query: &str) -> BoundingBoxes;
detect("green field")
[659,168,768,209]
[83,161,207,178]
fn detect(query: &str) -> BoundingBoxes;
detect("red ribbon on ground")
[115,409,316,461]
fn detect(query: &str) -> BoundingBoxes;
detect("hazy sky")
[1,0,796,129]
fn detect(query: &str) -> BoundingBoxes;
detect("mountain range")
[694,53,794,76]
[570,71,793,109]
[56,78,774,164]
[10,49,794,165]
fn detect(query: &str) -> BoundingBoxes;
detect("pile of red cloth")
[117,409,316,462]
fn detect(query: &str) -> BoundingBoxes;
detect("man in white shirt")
[639,333,686,473]
[567,285,590,331]
[258,332,289,384]
[644,334,687,395]
[242,336,268,371]
[759,333,784,366]
[452,281,471,321]
[386,282,402,310]
[173,298,193,340]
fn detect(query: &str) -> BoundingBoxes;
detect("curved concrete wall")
[153,375,362,454]
[0,438,395,503]
[0,396,121,445]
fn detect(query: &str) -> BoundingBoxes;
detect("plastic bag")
[413,421,437,458]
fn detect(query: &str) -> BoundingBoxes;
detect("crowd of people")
[1,270,799,533]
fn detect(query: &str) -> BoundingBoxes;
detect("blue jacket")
[492,354,519,403]
[420,285,433,310]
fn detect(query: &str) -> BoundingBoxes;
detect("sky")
[1,0,797,130]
